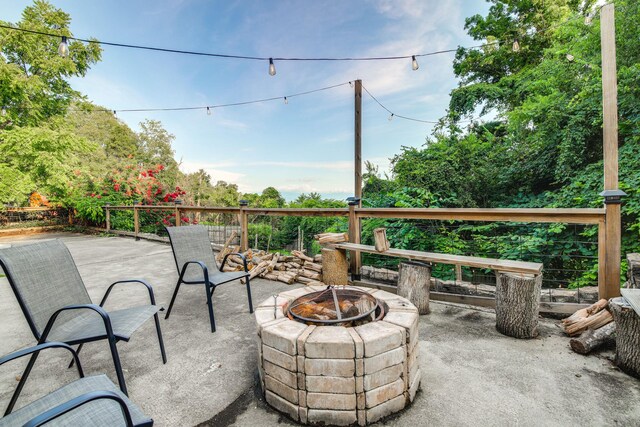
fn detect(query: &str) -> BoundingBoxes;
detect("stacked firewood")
[562,299,616,354]
[215,233,324,286]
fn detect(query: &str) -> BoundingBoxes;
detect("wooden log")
[299,270,321,280]
[562,298,608,329]
[303,261,323,273]
[317,233,349,244]
[248,261,269,280]
[296,276,315,284]
[398,261,431,315]
[570,322,616,354]
[495,272,542,339]
[373,228,390,252]
[313,254,322,263]
[276,274,295,284]
[292,250,314,262]
[321,247,348,286]
[268,253,280,271]
[564,309,613,336]
[216,230,238,262]
[610,297,640,378]
[263,272,279,281]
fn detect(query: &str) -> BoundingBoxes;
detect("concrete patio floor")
[0,232,639,426]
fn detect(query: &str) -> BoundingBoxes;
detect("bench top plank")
[621,289,640,316]
[330,242,543,275]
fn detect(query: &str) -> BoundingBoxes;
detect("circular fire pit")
[254,286,420,426]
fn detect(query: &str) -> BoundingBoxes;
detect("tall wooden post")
[105,205,111,232]
[348,202,361,280]
[354,79,362,202]
[239,201,249,252]
[600,4,622,299]
[133,205,140,241]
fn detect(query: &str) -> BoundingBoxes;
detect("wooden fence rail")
[103,204,613,301]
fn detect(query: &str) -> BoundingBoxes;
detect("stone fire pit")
[254,285,420,426]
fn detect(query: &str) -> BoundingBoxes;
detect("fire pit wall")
[254,286,420,426]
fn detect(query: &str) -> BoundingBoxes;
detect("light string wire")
[0,5,605,64]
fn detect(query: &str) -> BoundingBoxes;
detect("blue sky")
[2,0,489,201]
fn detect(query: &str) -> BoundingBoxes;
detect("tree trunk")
[321,248,349,286]
[495,272,542,339]
[570,322,616,354]
[397,261,431,315]
[610,297,640,378]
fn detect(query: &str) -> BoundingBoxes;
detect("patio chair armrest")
[23,390,136,427]
[0,342,84,378]
[178,260,209,283]
[221,252,248,272]
[40,304,114,343]
[100,279,158,307]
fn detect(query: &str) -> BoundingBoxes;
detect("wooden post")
[348,203,361,279]
[455,265,463,283]
[133,205,139,241]
[105,205,111,232]
[240,204,249,252]
[398,261,431,314]
[601,3,622,299]
[598,219,606,295]
[354,79,362,202]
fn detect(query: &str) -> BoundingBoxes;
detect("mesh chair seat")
[0,374,151,427]
[47,305,160,344]
[183,269,249,286]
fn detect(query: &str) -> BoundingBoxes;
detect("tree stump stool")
[495,272,542,338]
[610,297,640,378]
[321,248,349,286]
[398,261,431,314]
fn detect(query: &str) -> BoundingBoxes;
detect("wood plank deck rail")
[329,242,543,275]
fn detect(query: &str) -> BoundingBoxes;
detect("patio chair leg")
[165,279,183,320]
[246,277,254,314]
[4,350,39,416]
[68,343,84,369]
[206,284,216,333]
[107,336,128,396]
[154,313,167,364]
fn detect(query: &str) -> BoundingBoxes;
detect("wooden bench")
[326,242,544,339]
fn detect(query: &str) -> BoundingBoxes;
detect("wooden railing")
[103,204,614,300]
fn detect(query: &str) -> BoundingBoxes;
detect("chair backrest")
[166,225,218,283]
[0,240,91,339]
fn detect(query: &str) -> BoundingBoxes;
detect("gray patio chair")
[165,225,253,332]
[0,342,152,426]
[0,239,167,413]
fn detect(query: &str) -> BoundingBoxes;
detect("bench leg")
[495,272,542,339]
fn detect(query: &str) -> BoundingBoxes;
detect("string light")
[566,54,574,62]
[58,35,69,57]
[207,106,211,115]
[283,97,288,105]
[411,55,419,71]
[349,81,354,88]
[584,15,593,25]
[512,40,520,52]
[113,110,116,116]
[388,113,394,121]
[1,107,6,116]
[268,58,276,76]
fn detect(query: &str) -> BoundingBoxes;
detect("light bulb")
[207,107,211,115]
[284,97,288,105]
[268,58,276,76]
[388,113,394,122]
[58,36,69,57]
[584,15,592,25]
[1,107,6,116]
[113,110,117,116]
[512,40,520,52]
[411,55,419,71]
[566,54,574,62]
[349,81,354,88]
